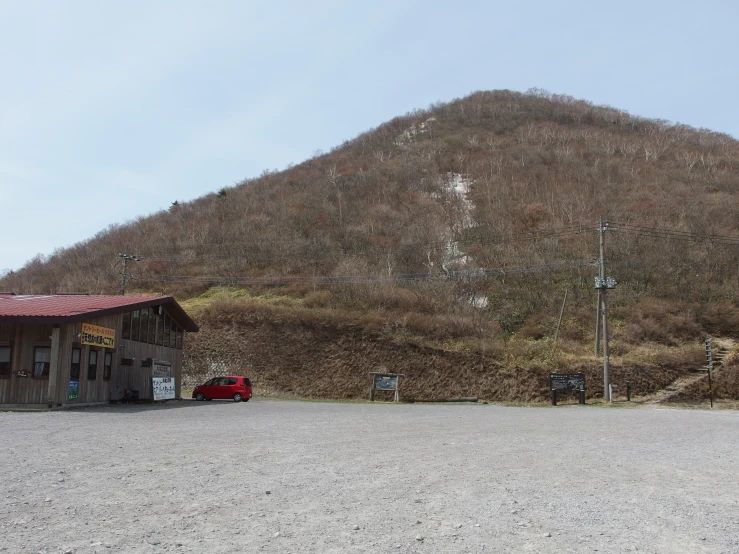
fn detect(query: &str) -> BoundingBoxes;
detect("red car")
[192,376,252,402]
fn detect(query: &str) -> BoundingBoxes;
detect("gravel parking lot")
[1,400,738,554]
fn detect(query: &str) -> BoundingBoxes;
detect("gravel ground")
[1,400,738,554]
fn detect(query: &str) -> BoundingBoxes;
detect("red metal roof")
[0,294,198,331]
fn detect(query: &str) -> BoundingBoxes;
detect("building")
[0,293,198,409]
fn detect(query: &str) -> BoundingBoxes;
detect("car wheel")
[195,393,205,401]
[233,393,243,402]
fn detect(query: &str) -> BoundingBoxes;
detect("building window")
[0,346,11,379]
[33,346,51,378]
[103,352,112,381]
[122,312,131,340]
[169,319,177,349]
[140,309,149,344]
[131,310,141,342]
[175,325,183,349]
[163,314,171,348]
[88,350,98,380]
[70,347,82,380]
[148,307,157,344]
[157,311,164,346]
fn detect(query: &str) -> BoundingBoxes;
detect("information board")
[152,377,176,401]
[550,373,585,391]
[374,374,399,391]
[369,372,404,402]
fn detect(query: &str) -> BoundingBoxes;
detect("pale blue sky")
[1,0,737,272]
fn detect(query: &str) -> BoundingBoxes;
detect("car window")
[227,378,238,385]
[243,378,251,387]
[204,378,217,386]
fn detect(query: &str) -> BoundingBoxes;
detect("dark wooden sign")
[549,373,585,405]
[550,373,585,391]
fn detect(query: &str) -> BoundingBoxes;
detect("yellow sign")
[81,323,116,349]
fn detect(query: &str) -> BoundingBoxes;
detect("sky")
[1,0,738,272]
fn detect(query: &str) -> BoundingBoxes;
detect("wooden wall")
[0,322,15,403]
[0,322,55,404]
[0,310,185,406]
[55,314,121,406]
[117,339,183,400]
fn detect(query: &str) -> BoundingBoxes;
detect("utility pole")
[118,253,141,296]
[594,218,616,402]
[600,219,610,403]
[705,339,714,409]
[595,279,602,356]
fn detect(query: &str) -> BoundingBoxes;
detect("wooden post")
[47,326,61,407]
[394,375,400,403]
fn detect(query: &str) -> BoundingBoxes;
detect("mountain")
[4,89,739,402]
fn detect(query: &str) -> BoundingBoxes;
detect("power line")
[127,225,596,264]
[610,223,739,245]
[132,260,595,287]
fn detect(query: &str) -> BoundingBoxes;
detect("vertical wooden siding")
[1,310,186,406]
[0,322,53,404]
[56,314,121,405]
[0,322,16,403]
[117,340,183,400]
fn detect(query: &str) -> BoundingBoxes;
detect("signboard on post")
[152,377,175,401]
[81,323,116,349]
[549,373,585,405]
[369,373,404,402]
[550,373,585,392]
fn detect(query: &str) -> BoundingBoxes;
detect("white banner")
[152,377,175,401]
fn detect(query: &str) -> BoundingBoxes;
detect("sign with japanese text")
[369,372,404,402]
[152,377,175,401]
[550,373,585,391]
[152,362,172,377]
[81,323,116,349]
[373,374,399,391]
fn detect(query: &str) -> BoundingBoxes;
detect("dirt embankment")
[183,310,699,403]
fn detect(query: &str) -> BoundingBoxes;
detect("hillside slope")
[180,293,705,402]
[4,90,739,401]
